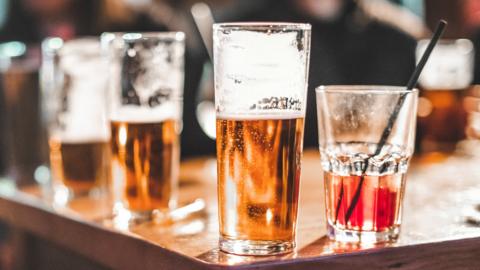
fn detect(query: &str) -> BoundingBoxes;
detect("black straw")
[406,20,448,90]
[338,20,448,224]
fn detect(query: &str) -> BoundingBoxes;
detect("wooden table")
[1,149,480,269]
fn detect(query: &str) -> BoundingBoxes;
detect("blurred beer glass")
[104,32,185,223]
[465,86,480,141]
[213,23,311,255]
[0,42,48,186]
[416,39,474,157]
[41,37,111,204]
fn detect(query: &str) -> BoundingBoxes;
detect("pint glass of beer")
[104,32,185,222]
[41,37,111,203]
[416,39,474,156]
[213,23,311,255]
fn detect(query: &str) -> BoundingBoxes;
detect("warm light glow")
[53,186,69,206]
[172,220,205,236]
[266,208,273,224]
[119,124,127,146]
[196,101,216,139]
[417,97,433,117]
[112,203,132,231]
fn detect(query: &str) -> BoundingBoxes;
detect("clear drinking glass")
[41,37,111,204]
[213,22,311,255]
[465,86,480,140]
[104,32,185,223]
[416,39,474,155]
[316,86,418,243]
[0,41,48,186]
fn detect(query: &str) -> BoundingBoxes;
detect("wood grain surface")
[1,149,480,269]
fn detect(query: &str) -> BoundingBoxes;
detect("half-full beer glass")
[213,23,311,255]
[41,37,111,203]
[416,39,474,155]
[105,32,185,222]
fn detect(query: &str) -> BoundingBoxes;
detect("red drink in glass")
[321,142,410,243]
[325,172,405,236]
[316,86,417,243]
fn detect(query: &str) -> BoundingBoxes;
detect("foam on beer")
[215,29,308,114]
[109,102,181,123]
[417,39,474,90]
[217,110,304,120]
[53,65,110,143]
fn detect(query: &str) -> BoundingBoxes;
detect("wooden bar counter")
[1,149,480,269]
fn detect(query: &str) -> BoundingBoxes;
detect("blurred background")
[0,0,480,268]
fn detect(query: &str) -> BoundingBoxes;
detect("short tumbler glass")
[316,86,418,243]
[214,22,311,255]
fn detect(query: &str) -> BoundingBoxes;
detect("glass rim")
[63,36,99,44]
[120,32,185,41]
[315,85,419,94]
[417,38,473,53]
[213,22,311,31]
[42,36,101,55]
[418,38,473,45]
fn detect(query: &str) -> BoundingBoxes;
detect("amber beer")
[415,39,474,156]
[110,119,180,213]
[417,87,468,154]
[216,115,304,247]
[49,140,111,195]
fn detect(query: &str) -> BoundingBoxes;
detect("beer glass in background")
[0,42,48,186]
[41,37,111,203]
[213,23,311,255]
[416,39,474,158]
[316,86,418,243]
[465,86,480,140]
[104,32,185,222]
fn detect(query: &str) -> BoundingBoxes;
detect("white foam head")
[214,25,310,115]
[417,39,474,89]
[105,33,185,123]
[217,110,304,120]
[109,102,181,123]
[50,38,110,142]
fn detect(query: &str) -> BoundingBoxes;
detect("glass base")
[327,223,400,243]
[112,204,162,227]
[110,200,206,229]
[53,185,104,206]
[219,237,294,256]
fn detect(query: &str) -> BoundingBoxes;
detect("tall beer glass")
[104,32,185,222]
[41,37,111,203]
[416,39,474,156]
[213,23,311,255]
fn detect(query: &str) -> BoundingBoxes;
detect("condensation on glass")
[103,32,185,224]
[316,86,418,243]
[214,22,311,255]
[41,37,111,205]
